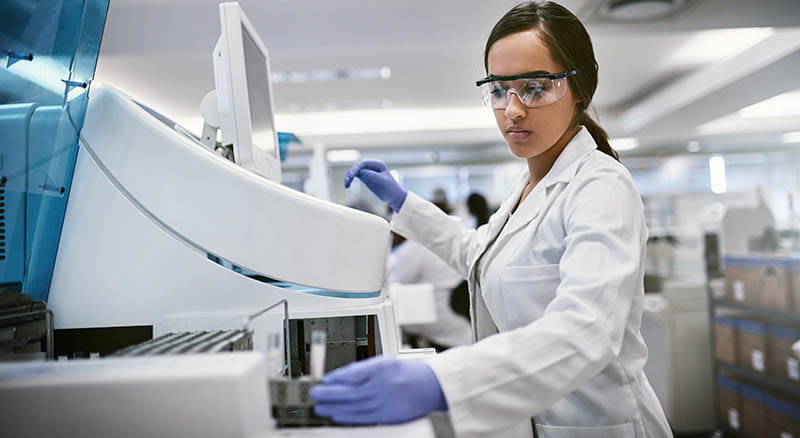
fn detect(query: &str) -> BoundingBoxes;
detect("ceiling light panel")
[665,27,774,67]
[739,89,800,118]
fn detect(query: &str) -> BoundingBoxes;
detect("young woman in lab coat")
[311,2,671,437]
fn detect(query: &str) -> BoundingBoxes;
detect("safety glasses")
[476,70,578,110]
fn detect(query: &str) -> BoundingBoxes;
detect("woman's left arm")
[425,166,647,437]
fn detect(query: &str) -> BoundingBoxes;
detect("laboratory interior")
[1,0,799,437]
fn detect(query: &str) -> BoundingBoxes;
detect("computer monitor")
[212,2,281,182]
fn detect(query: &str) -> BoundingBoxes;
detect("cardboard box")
[740,384,768,438]
[767,324,800,383]
[762,257,792,310]
[738,319,768,374]
[717,377,742,431]
[723,256,764,306]
[790,258,800,313]
[714,316,738,364]
[765,395,800,438]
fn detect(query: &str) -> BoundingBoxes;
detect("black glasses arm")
[475,69,578,87]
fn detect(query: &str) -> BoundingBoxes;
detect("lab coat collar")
[540,126,596,189]
[495,126,597,239]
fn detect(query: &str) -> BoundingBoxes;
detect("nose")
[504,91,526,120]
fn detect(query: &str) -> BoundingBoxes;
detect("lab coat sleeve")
[390,192,484,278]
[424,168,646,437]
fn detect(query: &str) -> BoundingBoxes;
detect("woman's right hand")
[344,160,407,212]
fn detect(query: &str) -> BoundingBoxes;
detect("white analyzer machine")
[0,3,436,437]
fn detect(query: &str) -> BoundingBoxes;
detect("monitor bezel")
[213,2,281,182]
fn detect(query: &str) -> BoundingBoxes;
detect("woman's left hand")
[310,356,448,424]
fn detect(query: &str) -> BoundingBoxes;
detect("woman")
[311,2,671,437]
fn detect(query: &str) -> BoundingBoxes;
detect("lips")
[506,127,532,140]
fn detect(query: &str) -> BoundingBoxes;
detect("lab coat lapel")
[501,182,547,238]
[489,127,598,248]
[480,170,528,249]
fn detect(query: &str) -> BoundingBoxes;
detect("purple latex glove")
[310,356,447,424]
[344,160,407,212]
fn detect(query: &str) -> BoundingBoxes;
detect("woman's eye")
[522,82,547,98]
[490,87,506,98]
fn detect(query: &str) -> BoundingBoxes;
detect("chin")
[506,140,540,159]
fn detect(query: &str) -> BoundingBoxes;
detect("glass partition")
[0,0,110,301]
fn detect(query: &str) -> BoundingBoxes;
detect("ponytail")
[578,110,618,161]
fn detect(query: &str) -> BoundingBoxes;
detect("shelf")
[716,361,800,399]
[712,300,800,326]
[715,423,744,437]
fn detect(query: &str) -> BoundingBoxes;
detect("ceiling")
[94,0,800,164]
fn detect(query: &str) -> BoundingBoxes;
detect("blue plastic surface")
[714,316,738,328]
[765,395,800,419]
[716,376,739,392]
[269,282,380,299]
[769,324,800,341]
[739,384,767,403]
[722,256,766,267]
[277,132,301,162]
[0,0,110,301]
[738,319,766,335]
[206,254,380,299]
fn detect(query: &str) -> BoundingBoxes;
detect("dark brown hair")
[484,1,618,160]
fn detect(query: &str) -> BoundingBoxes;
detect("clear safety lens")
[479,77,569,109]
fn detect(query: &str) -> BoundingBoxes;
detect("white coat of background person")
[389,236,472,348]
[311,2,672,438]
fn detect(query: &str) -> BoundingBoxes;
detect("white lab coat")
[390,127,671,438]
[389,239,472,347]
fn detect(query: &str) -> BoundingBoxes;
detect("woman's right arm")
[390,191,485,278]
[345,160,484,277]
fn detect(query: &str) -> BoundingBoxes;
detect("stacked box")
[762,257,793,311]
[723,256,764,306]
[791,258,800,313]
[717,377,742,431]
[740,384,768,437]
[765,395,800,438]
[767,325,800,383]
[738,319,768,374]
[714,316,738,364]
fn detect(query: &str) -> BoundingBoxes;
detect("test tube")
[310,329,327,380]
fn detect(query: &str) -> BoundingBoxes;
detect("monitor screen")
[241,25,276,158]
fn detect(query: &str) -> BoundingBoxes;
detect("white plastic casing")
[213,2,281,182]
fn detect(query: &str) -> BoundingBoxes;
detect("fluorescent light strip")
[709,156,727,194]
[739,89,800,118]
[326,149,361,162]
[272,66,391,84]
[274,107,497,136]
[666,27,774,66]
[782,131,800,143]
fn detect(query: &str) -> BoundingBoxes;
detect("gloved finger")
[344,161,368,189]
[309,383,372,403]
[313,393,384,417]
[313,398,382,418]
[328,411,403,425]
[321,356,395,385]
[357,160,388,173]
[344,160,387,188]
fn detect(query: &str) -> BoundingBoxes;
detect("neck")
[526,125,580,186]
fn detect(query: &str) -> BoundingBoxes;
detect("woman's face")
[486,30,578,159]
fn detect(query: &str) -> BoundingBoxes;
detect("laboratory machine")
[0,2,438,436]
